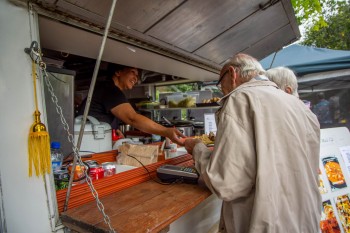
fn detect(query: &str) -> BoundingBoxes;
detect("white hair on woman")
[266,66,299,97]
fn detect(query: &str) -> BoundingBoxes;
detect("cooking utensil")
[161,116,173,126]
[119,124,134,134]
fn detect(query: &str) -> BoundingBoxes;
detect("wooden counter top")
[61,180,212,233]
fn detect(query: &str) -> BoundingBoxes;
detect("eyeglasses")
[216,70,229,87]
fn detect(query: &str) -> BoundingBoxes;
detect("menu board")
[335,194,350,232]
[204,113,217,135]
[322,156,347,192]
[319,127,350,233]
[320,200,341,233]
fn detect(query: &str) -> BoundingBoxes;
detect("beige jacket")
[193,78,321,233]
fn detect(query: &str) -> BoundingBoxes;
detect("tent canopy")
[260,44,350,92]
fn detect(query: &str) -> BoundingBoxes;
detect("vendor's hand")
[165,127,186,146]
[184,138,202,154]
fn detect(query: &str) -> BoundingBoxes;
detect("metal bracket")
[24,41,41,63]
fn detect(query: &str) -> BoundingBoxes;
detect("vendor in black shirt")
[78,64,185,145]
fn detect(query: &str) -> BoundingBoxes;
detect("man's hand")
[184,138,202,154]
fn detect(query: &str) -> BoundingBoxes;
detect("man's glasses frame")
[216,69,229,87]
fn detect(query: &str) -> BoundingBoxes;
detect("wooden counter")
[60,180,212,233]
[56,150,194,212]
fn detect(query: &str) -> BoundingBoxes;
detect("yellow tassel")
[28,60,51,177]
[28,119,51,176]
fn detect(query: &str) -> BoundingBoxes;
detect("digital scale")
[156,164,199,184]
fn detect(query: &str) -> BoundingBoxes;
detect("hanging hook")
[24,41,42,63]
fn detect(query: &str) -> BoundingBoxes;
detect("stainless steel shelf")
[138,106,220,111]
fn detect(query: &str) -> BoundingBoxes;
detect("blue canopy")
[260,44,350,92]
[260,44,350,76]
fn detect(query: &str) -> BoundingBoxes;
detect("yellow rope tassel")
[28,61,51,177]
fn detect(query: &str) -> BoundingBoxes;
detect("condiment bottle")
[112,129,119,146]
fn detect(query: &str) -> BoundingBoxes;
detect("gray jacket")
[193,78,321,233]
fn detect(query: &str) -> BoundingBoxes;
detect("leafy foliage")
[291,0,345,29]
[291,0,324,25]
[159,83,198,93]
[301,1,350,50]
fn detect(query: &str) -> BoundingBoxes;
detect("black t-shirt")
[78,79,128,127]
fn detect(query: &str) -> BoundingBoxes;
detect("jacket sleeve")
[193,99,256,202]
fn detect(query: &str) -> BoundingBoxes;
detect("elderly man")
[185,53,321,232]
[266,66,299,97]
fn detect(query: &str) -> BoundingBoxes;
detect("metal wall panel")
[43,67,75,157]
[243,25,297,62]
[194,2,290,64]
[60,0,185,33]
[146,0,260,53]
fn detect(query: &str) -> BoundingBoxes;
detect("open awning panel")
[23,0,300,81]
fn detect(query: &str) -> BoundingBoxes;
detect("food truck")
[0,0,300,232]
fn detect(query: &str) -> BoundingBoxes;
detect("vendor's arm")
[111,103,185,145]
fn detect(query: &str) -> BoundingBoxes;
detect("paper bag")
[118,144,159,167]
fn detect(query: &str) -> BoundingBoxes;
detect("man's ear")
[228,66,236,82]
[285,86,292,94]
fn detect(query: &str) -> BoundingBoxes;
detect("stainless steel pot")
[193,121,204,136]
[118,124,134,134]
[176,126,194,137]
[193,126,205,136]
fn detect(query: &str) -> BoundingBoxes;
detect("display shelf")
[138,106,220,111]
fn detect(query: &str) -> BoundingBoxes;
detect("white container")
[74,116,112,155]
[165,137,177,159]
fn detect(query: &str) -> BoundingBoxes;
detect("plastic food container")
[135,101,160,109]
[166,93,199,108]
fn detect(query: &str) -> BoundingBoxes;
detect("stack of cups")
[165,137,177,159]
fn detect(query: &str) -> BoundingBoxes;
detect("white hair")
[266,67,299,97]
[224,53,266,82]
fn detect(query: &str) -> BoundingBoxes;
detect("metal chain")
[33,48,115,233]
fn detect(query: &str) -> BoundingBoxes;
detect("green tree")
[292,0,324,25]
[301,1,350,50]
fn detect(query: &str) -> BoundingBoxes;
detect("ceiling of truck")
[25,0,300,82]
